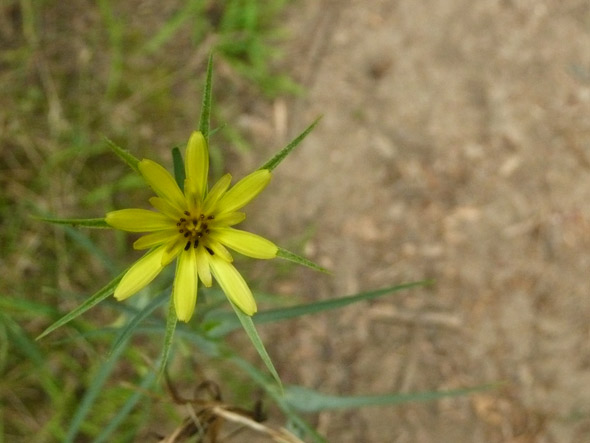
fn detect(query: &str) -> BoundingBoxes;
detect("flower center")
[176,210,215,254]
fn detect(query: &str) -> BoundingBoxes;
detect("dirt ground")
[242,1,590,441]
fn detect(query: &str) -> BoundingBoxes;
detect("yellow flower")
[105,131,277,322]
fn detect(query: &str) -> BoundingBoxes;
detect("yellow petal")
[183,177,201,213]
[205,240,233,262]
[209,228,277,259]
[215,169,271,214]
[106,209,174,232]
[162,237,185,266]
[185,131,209,199]
[202,173,232,214]
[196,247,212,287]
[138,159,186,211]
[173,248,198,322]
[133,229,178,250]
[210,256,257,315]
[114,246,166,300]
[213,212,246,226]
[149,197,184,219]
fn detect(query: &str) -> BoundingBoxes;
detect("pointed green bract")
[172,146,186,188]
[231,303,283,392]
[277,247,329,273]
[105,137,140,174]
[198,53,214,141]
[35,216,110,229]
[36,269,127,340]
[259,116,322,171]
[158,296,178,377]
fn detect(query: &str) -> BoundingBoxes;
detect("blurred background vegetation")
[0,0,301,440]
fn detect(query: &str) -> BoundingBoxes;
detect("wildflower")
[105,131,277,322]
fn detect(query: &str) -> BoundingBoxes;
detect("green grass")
[1,1,296,440]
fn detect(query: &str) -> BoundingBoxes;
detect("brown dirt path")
[249,1,590,441]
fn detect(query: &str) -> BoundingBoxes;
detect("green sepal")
[105,137,141,174]
[259,117,322,171]
[36,268,127,340]
[157,296,178,378]
[171,146,185,188]
[277,247,329,273]
[284,383,499,413]
[230,302,283,392]
[198,53,214,141]
[35,216,110,229]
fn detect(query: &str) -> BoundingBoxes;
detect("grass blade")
[0,294,56,316]
[259,117,322,171]
[141,0,202,54]
[230,303,283,392]
[64,340,128,443]
[92,370,157,443]
[277,247,329,273]
[36,268,127,340]
[2,314,61,401]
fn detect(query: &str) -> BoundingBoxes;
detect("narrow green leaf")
[104,137,140,174]
[277,247,329,273]
[259,117,322,171]
[254,281,432,321]
[157,296,178,377]
[93,370,157,443]
[36,268,127,340]
[231,303,283,392]
[171,146,185,188]
[285,384,497,412]
[198,53,214,141]
[206,281,432,338]
[64,339,128,443]
[109,292,168,357]
[35,216,110,229]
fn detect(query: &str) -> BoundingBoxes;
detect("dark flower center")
[176,211,215,253]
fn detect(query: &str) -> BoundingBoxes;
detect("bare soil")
[245,1,590,441]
